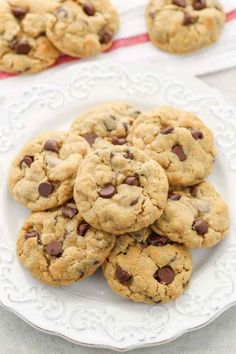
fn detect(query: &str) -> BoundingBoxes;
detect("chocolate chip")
[160,127,174,135]
[193,0,206,10]
[44,139,60,152]
[172,145,187,161]
[45,241,63,256]
[61,205,78,218]
[25,230,39,240]
[77,222,90,236]
[123,122,128,134]
[116,265,132,285]
[192,219,208,235]
[130,198,139,206]
[99,184,116,198]
[168,193,181,201]
[173,0,187,7]
[112,137,126,145]
[83,132,97,146]
[56,7,68,18]
[189,185,198,196]
[38,182,54,197]
[154,266,175,284]
[12,40,31,55]
[12,7,28,19]
[99,28,113,44]
[124,176,140,187]
[124,151,134,159]
[82,2,95,16]
[147,233,170,246]
[183,12,198,25]
[188,128,204,140]
[20,156,34,168]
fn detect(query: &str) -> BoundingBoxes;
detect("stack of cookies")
[0,0,119,74]
[9,102,230,304]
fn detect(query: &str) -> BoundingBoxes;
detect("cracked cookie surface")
[17,200,115,286]
[152,181,230,248]
[69,102,141,149]
[73,146,169,235]
[146,0,225,54]
[132,106,215,186]
[9,131,90,211]
[102,230,192,304]
[46,0,119,58]
[0,0,60,74]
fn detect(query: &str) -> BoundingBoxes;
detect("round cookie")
[45,0,119,58]
[0,0,60,74]
[9,131,90,211]
[103,230,192,304]
[132,106,215,186]
[146,0,225,54]
[70,102,141,149]
[17,200,115,286]
[74,146,169,235]
[152,181,230,248]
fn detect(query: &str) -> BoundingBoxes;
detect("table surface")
[1,68,236,354]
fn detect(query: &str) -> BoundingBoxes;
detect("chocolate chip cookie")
[132,106,215,186]
[103,231,192,304]
[0,0,60,74]
[45,0,119,58]
[69,102,141,149]
[74,146,169,235]
[9,131,90,211]
[152,181,230,248]
[146,0,225,54]
[17,200,115,286]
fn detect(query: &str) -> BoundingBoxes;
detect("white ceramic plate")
[0,62,236,352]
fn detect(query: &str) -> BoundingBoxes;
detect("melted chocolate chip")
[130,198,139,206]
[189,128,204,140]
[38,182,54,197]
[154,266,175,284]
[183,12,198,25]
[77,222,90,236]
[99,184,116,198]
[112,137,126,145]
[116,265,132,285]
[61,205,78,218]
[189,185,198,196]
[44,139,60,152]
[12,40,31,55]
[192,219,208,235]
[172,145,187,161]
[193,0,206,10]
[82,2,95,16]
[173,0,187,7]
[99,28,113,44]
[147,233,170,246]
[168,193,181,201]
[12,7,28,20]
[25,230,39,240]
[83,132,97,146]
[160,127,174,135]
[20,156,34,168]
[45,241,63,256]
[124,151,134,159]
[124,176,140,187]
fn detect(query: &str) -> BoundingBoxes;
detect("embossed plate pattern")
[0,62,236,351]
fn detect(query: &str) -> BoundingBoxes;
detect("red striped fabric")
[0,9,236,80]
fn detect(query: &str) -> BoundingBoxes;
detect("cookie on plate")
[103,230,192,304]
[9,131,90,211]
[45,0,119,58]
[69,102,141,149]
[74,146,169,235]
[152,181,230,248]
[132,106,215,186]
[146,0,225,54]
[17,200,115,286]
[0,0,60,74]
